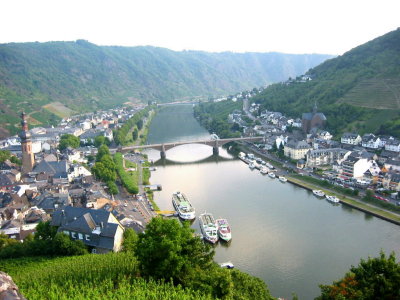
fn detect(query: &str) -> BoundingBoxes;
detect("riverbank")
[237,143,400,226]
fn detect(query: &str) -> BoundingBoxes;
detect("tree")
[9,156,21,166]
[137,119,144,130]
[59,134,80,150]
[132,128,139,141]
[106,181,118,195]
[317,252,400,300]
[52,233,88,256]
[135,217,214,284]
[96,144,110,161]
[35,221,58,241]
[0,150,11,163]
[94,135,106,147]
[122,228,138,252]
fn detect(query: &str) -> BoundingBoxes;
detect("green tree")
[35,221,58,241]
[94,135,106,147]
[52,233,88,256]
[106,181,118,195]
[122,228,138,252]
[0,150,11,163]
[9,156,22,166]
[135,217,214,284]
[96,144,110,161]
[59,134,80,150]
[317,251,400,300]
[132,128,139,141]
[137,119,143,130]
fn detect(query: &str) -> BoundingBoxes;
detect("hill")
[251,28,400,136]
[0,40,331,136]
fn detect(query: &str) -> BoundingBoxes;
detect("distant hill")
[0,40,332,136]
[252,28,400,137]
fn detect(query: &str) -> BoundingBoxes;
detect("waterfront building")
[284,139,312,160]
[306,148,350,168]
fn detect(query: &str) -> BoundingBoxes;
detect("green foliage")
[122,228,138,253]
[132,128,139,141]
[114,107,152,145]
[94,135,110,147]
[0,222,88,259]
[135,217,214,284]
[96,144,110,161]
[317,252,400,300]
[106,181,118,195]
[0,150,11,163]
[59,134,80,151]
[252,28,400,137]
[136,119,143,130]
[194,101,242,138]
[9,155,22,166]
[114,152,139,194]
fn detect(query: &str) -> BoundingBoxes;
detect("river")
[144,105,400,299]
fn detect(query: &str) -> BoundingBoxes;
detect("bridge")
[110,136,264,158]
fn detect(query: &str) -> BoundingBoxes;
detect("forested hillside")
[251,28,400,136]
[0,40,331,136]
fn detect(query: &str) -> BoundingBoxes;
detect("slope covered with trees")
[251,28,400,136]
[0,40,331,136]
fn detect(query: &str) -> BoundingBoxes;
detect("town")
[0,103,158,253]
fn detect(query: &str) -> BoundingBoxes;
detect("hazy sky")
[1,0,399,55]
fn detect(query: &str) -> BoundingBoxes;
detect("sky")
[1,0,399,55]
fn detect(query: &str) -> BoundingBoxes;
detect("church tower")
[19,112,34,174]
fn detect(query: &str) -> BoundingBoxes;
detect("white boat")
[279,176,287,182]
[326,195,340,203]
[249,162,256,169]
[199,213,218,244]
[216,218,232,242]
[312,190,325,197]
[260,167,269,174]
[172,192,196,220]
[266,163,274,169]
[220,261,234,269]
[268,172,276,178]
[211,133,219,140]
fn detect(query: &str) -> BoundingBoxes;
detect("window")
[78,233,83,240]
[85,234,90,241]
[63,230,69,235]
[71,232,76,238]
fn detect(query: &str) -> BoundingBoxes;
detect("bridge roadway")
[110,136,263,158]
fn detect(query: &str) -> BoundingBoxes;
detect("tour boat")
[216,218,232,242]
[199,213,219,244]
[172,191,196,220]
[279,176,287,182]
[312,190,325,197]
[326,195,340,203]
[268,172,276,178]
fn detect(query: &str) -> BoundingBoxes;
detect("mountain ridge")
[0,40,332,136]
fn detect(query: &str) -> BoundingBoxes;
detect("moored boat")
[249,162,256,169]
[199,213,218,244]
[216,218,232,242]
[279,176,287,182]
[268,172,276,178]
[172,191,196,220]
[313,190,325,197]
[326,195,340,203]
[260,167,269,174]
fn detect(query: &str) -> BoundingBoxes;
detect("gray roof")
[286,139,311,150]
[342,132,359,139]
[33,160,69,178]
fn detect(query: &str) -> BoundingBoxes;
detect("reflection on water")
[145,105,400,300]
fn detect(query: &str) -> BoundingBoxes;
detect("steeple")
[20,112,34,174]
[312,101,318,114]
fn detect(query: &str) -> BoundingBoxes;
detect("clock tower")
[19,112,34,174]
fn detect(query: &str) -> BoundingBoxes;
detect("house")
[361,134,381,149]
[284,140,312,160]
[340,152,377,180]
[32,160,70,184]
[306,148,350,168]
[384,159,400,172]
[382,173,400,191]
[341,133,362,145]
[51,206,124,253]
[385,139,400,152]
[104,129,113,142]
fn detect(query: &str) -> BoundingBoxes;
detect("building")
[341,133,362,145]
[284,140,312,160]
[361,134,381,149]
[306,148,350,168]
[19,112,35,174]
[301,103,326,133]
[51,206,125,253]
[385,139,400,152]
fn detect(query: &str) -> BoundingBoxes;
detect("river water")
[144,105,400,299]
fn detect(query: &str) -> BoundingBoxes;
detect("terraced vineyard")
[339,78,400,109]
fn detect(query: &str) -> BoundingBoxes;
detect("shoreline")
[238,144,400,226]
